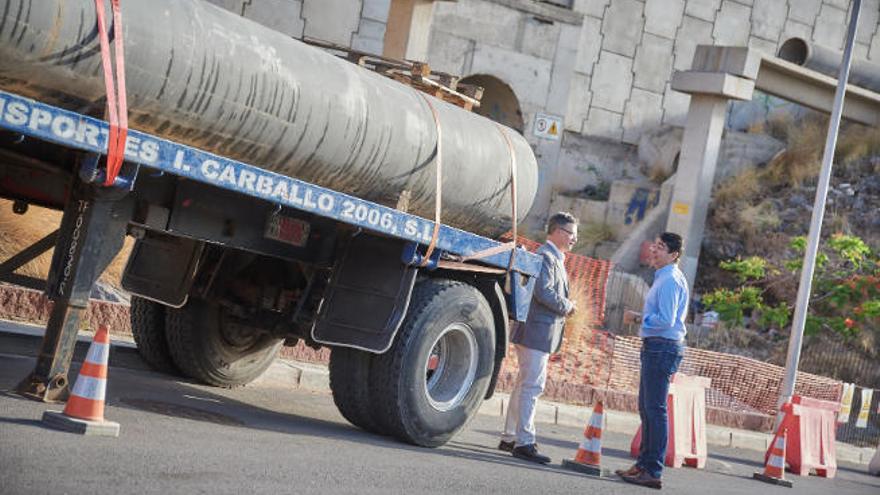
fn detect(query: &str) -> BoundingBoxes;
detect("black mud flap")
[311,233,417,353]
[122,231,203,307]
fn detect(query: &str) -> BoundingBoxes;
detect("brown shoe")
[615,464,642,477]
[621,470,662,489]
[498,440,515,453]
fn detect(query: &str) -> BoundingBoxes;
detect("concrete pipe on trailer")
[0,0,537,237]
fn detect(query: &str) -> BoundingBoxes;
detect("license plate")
[265,213,310,247]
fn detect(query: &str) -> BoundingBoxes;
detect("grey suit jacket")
[511,241,572,354]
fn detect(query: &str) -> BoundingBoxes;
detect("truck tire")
[370,279,495,447]
[329,346,381,433]
[129,296,178,374]
[164,299,283,387]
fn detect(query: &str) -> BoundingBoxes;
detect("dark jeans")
[637,337,684,479]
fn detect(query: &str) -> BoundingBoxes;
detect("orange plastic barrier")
[629,374,711,468]
[785,395,838,478]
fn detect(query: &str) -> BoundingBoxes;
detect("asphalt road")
[1,324,878,494]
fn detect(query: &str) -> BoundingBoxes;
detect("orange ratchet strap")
[460,123,518,273]
[418,93,443,267]
[417,94,518,273]
[94,0,128,186]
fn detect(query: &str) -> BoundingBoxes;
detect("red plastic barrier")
[784,395,838,478]
[629,374,711,468]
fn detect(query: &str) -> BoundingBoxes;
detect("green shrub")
[703,287,764,326]
[757,303,791,330]
[827,234,872,268]
[720,256,767,283]
[705,233,879,340]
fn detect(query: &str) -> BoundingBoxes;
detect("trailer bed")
[0,89,541,278]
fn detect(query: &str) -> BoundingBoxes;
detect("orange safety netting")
[513,236,613,328]
[496,237,843,421]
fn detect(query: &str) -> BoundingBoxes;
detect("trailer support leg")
[15,184,132,403]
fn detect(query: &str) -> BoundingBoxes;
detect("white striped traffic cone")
[562,401,608,477]
[753,419,792,487]
[42,325,120,436]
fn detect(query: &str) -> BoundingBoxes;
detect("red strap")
[94,0,128,186]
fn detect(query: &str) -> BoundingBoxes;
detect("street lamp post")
[777,0,863,415]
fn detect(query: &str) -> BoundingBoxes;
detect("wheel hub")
[424,322,478,412]
[219,316,262,349]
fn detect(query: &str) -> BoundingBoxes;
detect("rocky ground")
[694,122,880,383]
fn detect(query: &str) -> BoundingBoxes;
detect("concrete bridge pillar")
[665,47,758,287]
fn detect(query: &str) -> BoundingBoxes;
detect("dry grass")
[0,199,131,287]
[646,161,673,185]
[737,200,781,236]
[836,123,880,166]
[713,167,761,205]
[748,113,801,141]
[722,115,867,201]
[575,221,615,253]
[713,116,880,230]
[763,118,826,188]
[561,276,595,353]
[759,119,880,185]
[826,209,852,235]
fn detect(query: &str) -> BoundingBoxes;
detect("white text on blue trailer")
[0,89,542,447]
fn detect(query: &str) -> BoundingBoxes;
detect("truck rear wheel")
[129,296,178,374]
[329,346,381,433]
[164,299,283,387]
[369,279,495,447]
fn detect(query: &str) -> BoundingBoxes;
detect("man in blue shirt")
[618,232,688,489]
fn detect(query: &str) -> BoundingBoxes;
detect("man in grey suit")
[499,212,578,464]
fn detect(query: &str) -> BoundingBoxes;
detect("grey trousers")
[501,344,550,446]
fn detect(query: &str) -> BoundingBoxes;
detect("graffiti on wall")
[624,187,660,225]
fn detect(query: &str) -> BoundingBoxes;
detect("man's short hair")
[547,211,577,234]
[659,232,683,257]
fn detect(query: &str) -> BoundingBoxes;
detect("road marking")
[183,394,222,403]
[0,352,32,360]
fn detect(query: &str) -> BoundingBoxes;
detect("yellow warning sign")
[838,383,855,423]
[672,202,690,215]
[533,113,562,141]
[856,388,873,428]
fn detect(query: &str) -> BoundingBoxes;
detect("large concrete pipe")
[0,0,537,237]
[778,37,880,94]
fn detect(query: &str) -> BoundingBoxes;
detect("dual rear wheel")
[130,296,282,387]
[130,278,496,447]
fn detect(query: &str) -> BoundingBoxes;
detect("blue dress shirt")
[640,263,689,342]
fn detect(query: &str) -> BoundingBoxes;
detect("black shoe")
[621,470,662,489]
[498,440,515,453]
[512,444,551,464]
[615,464,642,477]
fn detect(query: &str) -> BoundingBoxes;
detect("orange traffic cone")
[42,325,120,437]
[753,422,792,487]
[562,401,608,477]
